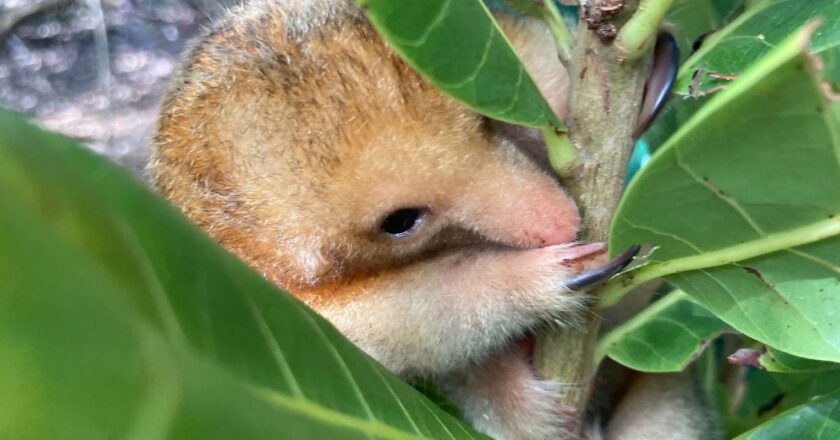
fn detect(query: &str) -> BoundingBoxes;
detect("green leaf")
[357,0,564,129]
[735,390,840,440]
[666,0,747,57]
[598,291,730,372]
[608,27,840,362]
[0,109,485,439]
[822,46,840,84]
[759,347,840,374]
[646,0,840,152]
[726,370,840,437]
[677,0,840,93]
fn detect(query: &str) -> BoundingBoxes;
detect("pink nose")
[482,180,581,248]
[514,196,580,247]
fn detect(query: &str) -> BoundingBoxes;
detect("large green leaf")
[597,291,730,372]
[735,391,840,439]
[0,109,485,439]
[608,27,840,363]
[358,0,564,129]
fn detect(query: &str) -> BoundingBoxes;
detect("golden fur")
[150,0,578,307]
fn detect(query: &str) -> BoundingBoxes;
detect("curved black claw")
[567,244,641,291]
[634,32,680,140]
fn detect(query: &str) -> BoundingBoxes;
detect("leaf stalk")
[614,0,675,61]
[542,126,577,176]
[598,217,840,308]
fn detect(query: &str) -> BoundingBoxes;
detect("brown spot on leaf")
[744,266,776,291]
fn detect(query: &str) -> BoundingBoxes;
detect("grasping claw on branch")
[635,32,679,139]
[567,244,641,290]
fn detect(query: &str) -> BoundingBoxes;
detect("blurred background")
[0,0,238,174]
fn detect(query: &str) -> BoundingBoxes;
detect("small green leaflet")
[597,291,730,372]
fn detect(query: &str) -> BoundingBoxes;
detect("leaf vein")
[362,356,424,435]
[733,262,840,353]
[818,87,840,173]
[256,385,432,440]
[618,213,703,253]
[299,311,378,421]
[697,269,773,341]
[400,0,452,47]
[656,316,705,340]
[786,248,840,275]
[443,20,495,88]
[674,148,767,237]
[412,391,459,440]
[500,65,526,119]
[623,334,682,370]
[816,398,840,439]
[113,217,187,347]
[243,295,304,398]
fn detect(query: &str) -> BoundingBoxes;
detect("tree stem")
[615,0,676,61]
[534,1,652,434]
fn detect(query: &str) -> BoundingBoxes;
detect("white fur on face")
[318,244,589,378]
[287,236,330,285]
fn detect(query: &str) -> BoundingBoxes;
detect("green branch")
[598,217,840,308]
[614,0,676,61]
[542,126,577,176]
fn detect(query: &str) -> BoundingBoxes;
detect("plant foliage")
[0,109,486,439]
[3,0,840,438]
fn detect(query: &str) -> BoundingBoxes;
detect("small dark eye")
[380,208,426,237]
